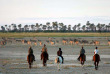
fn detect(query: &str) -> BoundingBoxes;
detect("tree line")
[0,21,110,32]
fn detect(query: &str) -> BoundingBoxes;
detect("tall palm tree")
[42,25,47,31]
[62,25,67,31]
[90,23,95,31]
[13,24,17,31]
[77,23,81,31]
[5,25,7,31]
[24,25,28,31]
[1,26,5,32]
[86,21,90,31]
[101,24,105,31]
[11,23,14,30]
[72,25,77,32]
[36,23,39,31]
[8,25,11,31]
[39,24,43,30]
[82,25,86,32]
[68,25,71,31]
[46,22,50,30]
[31,24,35,31]
[18,24,22,31]
[52,21,58,30]
[97,23,101,33]
[59,23,64,30]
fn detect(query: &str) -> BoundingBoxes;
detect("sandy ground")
[0,37,110,74]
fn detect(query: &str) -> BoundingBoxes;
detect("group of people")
[78,46,100,61]
[28,44,100,63]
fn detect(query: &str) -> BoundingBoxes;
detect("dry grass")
[0,33,110,37]
[63,65,78,69]
[104,62,110,64]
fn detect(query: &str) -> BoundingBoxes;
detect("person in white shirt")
[94,47,99,54]
[93,47,101,61]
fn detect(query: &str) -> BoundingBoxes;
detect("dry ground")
[0,37,110,74]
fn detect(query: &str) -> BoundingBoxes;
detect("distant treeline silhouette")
[0,21,110,32]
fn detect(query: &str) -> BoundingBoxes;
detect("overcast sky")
[0,0,110,26]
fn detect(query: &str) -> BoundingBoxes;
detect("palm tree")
[11,23,14,30]
[62,25,67,31]
[52,21,58,30]
[35,23,39,31]
[5,25,7,31]
[59,23,64,30]
[86,21,90,31]
[68,25,71,31]
[13,24,17,31]
[97,23,101,33]
[46,22,50,30]
[82,25,86,32]
[31,24,35,31]
[90,23,95,31]
[101,24,105,31]
[77,23,81,31]
[42,25,47,31]
[24,25,28,31]
[109,23,110,31]
[8,25,11,31]
[106,24,110,31]
[18,24,22,31]
[39,24,43,30]
[1,26,5,32]
[72,25,77,32]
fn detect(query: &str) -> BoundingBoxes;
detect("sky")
[0,0,110,26]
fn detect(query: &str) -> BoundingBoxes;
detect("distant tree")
[77,23,81,31]
[13,24,17,31]
[31,24,35,31]
[97,23,101,33]
[52,22,58,30]
[18,24,22,31]
[90,23,95,31]
[108,23,110,31]
[11,23,14,30]
[82,25,86,31]
[59,23,64,30]
[1,26,5,32]
[39,24,43,30]
[101,24,105,31]
[35,23,39,31]
[86,21,90,31]
[5,25,7,31]
[46,22,50,30]
[11,23,17,31]
[42,25,47,31]
[72,25,77,32]
[8,25,11,31]
[62,25,67,31]
[24,25,28,31]
[106,24,110,31]
[68,25,71,31]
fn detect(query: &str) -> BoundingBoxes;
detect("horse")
[55,56,63,70]
[41,52,49,66]
[27,53,35,69]
[79,54,86,66]
[93,54,100,70]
